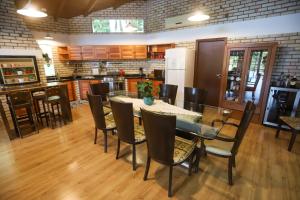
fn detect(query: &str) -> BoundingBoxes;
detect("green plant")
[137,81,155,98]
[42,53,51,66]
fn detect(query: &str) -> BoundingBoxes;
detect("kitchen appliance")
[0,56,40,86]
[263,86,300,128]
[165,48,195,107]
[154,69,164,79]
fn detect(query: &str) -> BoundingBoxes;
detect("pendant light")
[17,0,47,18]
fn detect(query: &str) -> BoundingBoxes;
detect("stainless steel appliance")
[263,86,300,128]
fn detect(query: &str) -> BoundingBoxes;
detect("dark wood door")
[194,38,227,106]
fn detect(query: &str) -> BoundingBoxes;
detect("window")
[92,19,144,33]
[39,44,56,76]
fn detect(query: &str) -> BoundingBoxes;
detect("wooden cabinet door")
[79,80,90,100]
[81,46,95,60]
[68,46,82,60]
[127,78,142,93]
[66,81,76,101]
[94,46,108,59]
[121,46,135,59]
[134,45,147,59]
[194,38,227,106]
[152,80,163,96]
[108,46,121,60]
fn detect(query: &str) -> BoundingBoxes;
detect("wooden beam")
[84,0,98,17]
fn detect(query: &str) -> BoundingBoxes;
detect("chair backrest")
[231,101,256,155]
[9,91,32,106]
[184,87,207,112]
[141,109,176,165]
[159,84,178,105]
[89,83,110,101]
[87,93,107,130]
[110,99,135,144]
[45,86,61,98]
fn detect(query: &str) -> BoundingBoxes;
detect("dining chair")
[141,109,197,197]
[8,91,39,138]
[184,87,207,112]
[110,99,146,171]
[201,101,256,185]
[159,84,178,105]
[87,93,116,153]
[89,82,111,112]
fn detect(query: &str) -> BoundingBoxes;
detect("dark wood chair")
[184,87,207,112]
[141,109,197,197]
[32,90,48,126]
[199,101,256,185]
[87,93,116,153]
[89,82,111,112]
[44,87,63,128]
[110,99,146,171]
[245,73,261,100]
[7,91,39,138]
[159,84,178,105]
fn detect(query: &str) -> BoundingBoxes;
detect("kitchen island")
[0,82,72,139]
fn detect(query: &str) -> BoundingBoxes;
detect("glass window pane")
[92,19,144,33]
[225,50,245,102]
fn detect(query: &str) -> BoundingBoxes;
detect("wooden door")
[79,80,90,100]
[121,46,135,59]
[68,46,82,60]
[108,46,121,60]
[134,46,147,59]
[81,46,95,60]
[194,38,227,106]
[94,46,109,59]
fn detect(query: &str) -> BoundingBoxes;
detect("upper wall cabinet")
[94,46,109,60]
[121,46,135,59]
[68,46,82,60]
[108,46,121,60]
[134,45,147,59]
[81,46,95,60]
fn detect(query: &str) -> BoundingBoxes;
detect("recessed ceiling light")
[188,12,210,22]
[17,0,47,18]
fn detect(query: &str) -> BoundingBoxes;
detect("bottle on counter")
[290,75,297,88]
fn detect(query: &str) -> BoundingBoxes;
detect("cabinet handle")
[216,74,222,78]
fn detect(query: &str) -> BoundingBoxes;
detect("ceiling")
[15,0,138,18]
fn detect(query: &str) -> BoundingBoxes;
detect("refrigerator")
[165,48,195,107]
[0,56,40,86]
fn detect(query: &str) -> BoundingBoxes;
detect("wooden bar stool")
[45,87,63,128]
[32,90,49,126]
[7,91,39,138]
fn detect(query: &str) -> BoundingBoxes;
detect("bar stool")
[45,87,63,128]
[8,91,39,138]
[32,90,49,126]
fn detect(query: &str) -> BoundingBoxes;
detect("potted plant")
[137,81,156,105]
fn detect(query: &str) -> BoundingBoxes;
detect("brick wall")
[176,32,300,81]
[24,16,69,33]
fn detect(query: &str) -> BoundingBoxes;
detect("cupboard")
[79,80,101,100]
[219,42,278,122]
[68,46,82,60]
[127,78,163,96]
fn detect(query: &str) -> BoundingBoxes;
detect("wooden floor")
[0,104,299,200]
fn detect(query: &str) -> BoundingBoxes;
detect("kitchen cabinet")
[66,81,76,101]
[79,80,101,100]
[121,46,135,59]
[127,78,163,96]
[57,47,69,61]
[108,46,121,60]
[134,46,147,59]
[148,44,175,59]
[94,46,109,59]
[220,42,278,122]
[68,46,82,60]
[81,46,95,60]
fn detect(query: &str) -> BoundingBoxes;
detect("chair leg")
[228,157,233,185]
[288,130,298,152]
[144,156,151,180]
[232,156,236,168]
[116,138,120,159]
[42,100,49,127]
[94,127,98,144]
[168,165,173,197]
[104,130,108,153]
[132,144,136,171]
[138,117,142,125]
[188,153,194,176]
[276,124,281,138]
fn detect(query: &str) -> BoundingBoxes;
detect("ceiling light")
[17,0,47,18]
[188,12,210,22]
[44,33,53,40]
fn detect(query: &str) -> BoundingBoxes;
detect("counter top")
[0,82,67,95]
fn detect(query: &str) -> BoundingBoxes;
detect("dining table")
[108,91,233,171]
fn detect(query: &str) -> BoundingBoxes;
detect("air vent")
[165,14,201,29]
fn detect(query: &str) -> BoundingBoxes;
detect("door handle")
[216,74,222,78]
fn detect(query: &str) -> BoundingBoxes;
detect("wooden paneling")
[68,46,82,60]
[127,78,141,93]
[94,46,109,59]
[194,38,227,107]
[121,46,135,59]
[134,45,147,59]
[66,81,76,101]
[81,46,95,60]
[108,46,121,60]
